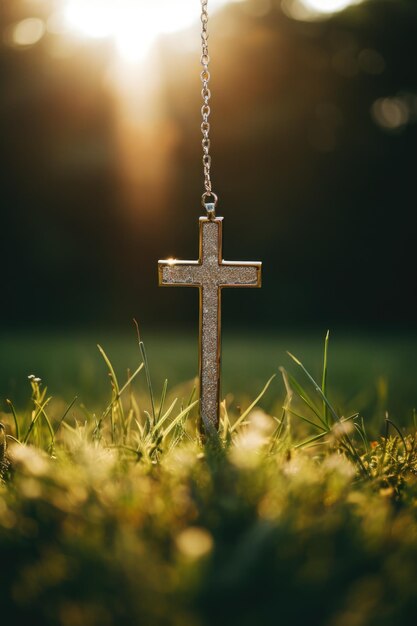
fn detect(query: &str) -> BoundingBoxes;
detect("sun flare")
[59,0,366,62]
[301,0,362,14]
[62,0,232,63]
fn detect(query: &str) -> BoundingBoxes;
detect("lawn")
[0,329,416,425]
[1,330,417,626]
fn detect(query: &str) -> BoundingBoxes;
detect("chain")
[200,0,218,215]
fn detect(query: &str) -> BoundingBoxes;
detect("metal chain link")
[200,0,218,215]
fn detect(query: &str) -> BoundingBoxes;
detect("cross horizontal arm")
[158,261,201,287]
[159,260,261,289]
[218,262,261,287]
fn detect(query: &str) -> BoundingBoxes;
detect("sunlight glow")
[282,0,363,21]
[301,0,361,13]
[63,0,232,63]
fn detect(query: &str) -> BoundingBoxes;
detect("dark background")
[1,0,416,332]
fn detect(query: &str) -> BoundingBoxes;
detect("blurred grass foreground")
[1,334,417,626]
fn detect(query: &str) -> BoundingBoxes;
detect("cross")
[158,216,262,433]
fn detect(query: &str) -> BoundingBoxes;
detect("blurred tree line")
[0,0,416,331]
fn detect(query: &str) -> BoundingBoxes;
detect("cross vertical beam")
[158,216,262,433]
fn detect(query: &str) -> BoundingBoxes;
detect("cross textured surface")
[158,217,261,431]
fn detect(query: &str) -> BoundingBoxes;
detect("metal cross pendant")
[158,216,262,433]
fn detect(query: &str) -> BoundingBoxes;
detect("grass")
[1,328,416,419]
[1,331,417,625]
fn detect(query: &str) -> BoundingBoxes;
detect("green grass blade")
[98,344,120,393]
[98,344,125,437]
[341,413,360,423]
[143,411,153,435]
[152,398,178,434]
[101,363,144,422]
[118,363,144,400]
[157,379,168,422]
[360,416,369,453]
[231,375,276,433]
[288,352,368,477]
[135,418,144,439]
[294,430,329,450]
[138,339,156,428]
[55,396,78,435]
[386,418,408,453]
[169,391,196,450]
[270,412,285,446]
[286,372,327,428]
[220,399,231,442]
[354,422,369,453]
[23,397,52,444]
[33,400,55,450]
[162,400,199,439]
[6,434,21,445]
[287,352,340,424]
[379,414,390,474]
[321,330,330,427]
[285,407,327,433]
[6,399,20,441]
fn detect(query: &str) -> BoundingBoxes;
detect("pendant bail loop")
[202,191,218,219]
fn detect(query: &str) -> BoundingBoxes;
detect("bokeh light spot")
[10,17,45,47]
[176,527,213,559]
[371,97,410,131]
